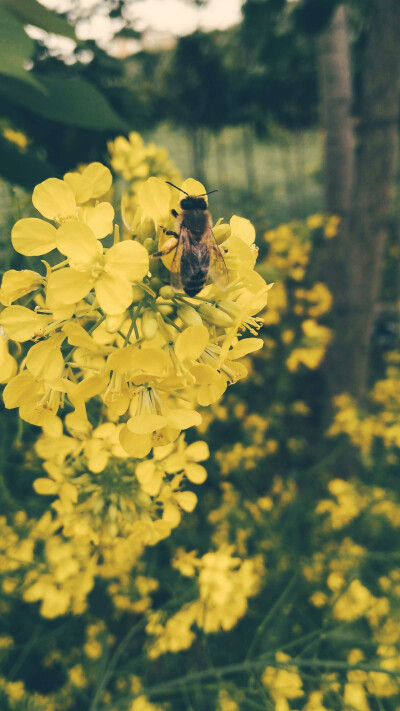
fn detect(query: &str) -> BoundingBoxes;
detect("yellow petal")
[184,462,207,484]
[105,240,149,281]
[79,202,114,239]
[33,478,59,495]
[47,268,94,305]
[119,425,152,458]
[0,306,51,342]
[166,409,202,430]
[174,325,209,361]
[69,373,108,404]
[107,346,169,375]
[127,414,167,435]
[197,379,227,406]
[63,172,93,204]
[56,221,101,267]
[3,372,41,408]
[26,333,65,380]
[162,500,181,527]
[163,452,186,473]
[32,178,76,220]
[190,363,221,385]
[230,215,256,245]
[137,177,170,221]
[136,460,163,496]
[59,482,78,505]
[62,322,98,351]
[181,179,206,198]
[0,340,17,383]
[81,162,112,198]
[185,441,209,462]
[0,269,42,306]
[85,441,109,473]
[228,338,264,359]
[11,218,58,256]
[175,491,197,512]
[95,271,133,315]
[19,403,59,427]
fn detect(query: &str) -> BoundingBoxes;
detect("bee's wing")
[203,228,229,290]
[170,227,188,292]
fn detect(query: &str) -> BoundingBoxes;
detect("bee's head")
[180,196,208,211]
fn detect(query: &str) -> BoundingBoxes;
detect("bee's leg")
[171,209,178,218]
[163,229,179,238]
[152,236,179,259]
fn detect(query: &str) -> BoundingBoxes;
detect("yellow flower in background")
[2,127,29,150]
[262,653,304,711]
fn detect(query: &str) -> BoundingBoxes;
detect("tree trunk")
[317,0,400,400]
[346,0,400,396]
[317,5,354,216]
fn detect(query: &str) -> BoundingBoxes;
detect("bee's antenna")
[166,181,188,195]
[198,189,218,197]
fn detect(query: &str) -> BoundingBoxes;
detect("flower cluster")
[146,544,264,658]
[0,165,269,615]
[108,131,181,185]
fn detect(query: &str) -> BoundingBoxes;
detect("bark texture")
[317,0,400,399]
[317,5,354,216]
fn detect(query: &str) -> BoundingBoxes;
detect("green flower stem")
[100,657,400,710]
[87,314,107,335]
[135,280,156,298]
[160,314,182,331]
[245,572,299,660]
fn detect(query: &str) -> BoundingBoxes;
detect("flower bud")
[198,303,234,327]
[150,277,162,290]
[131,285,145,303]
[213,224,231,244]
[159,285,175,299]
[177,304,203,327]
[138,218,156,242]
[143,237,157,254]
[141,309,159,339]
[158,304,174,316]
[215,300,240,319]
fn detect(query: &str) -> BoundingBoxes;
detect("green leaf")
[0,7,45,90]
[0,74,128,131]
[0,0,76,40]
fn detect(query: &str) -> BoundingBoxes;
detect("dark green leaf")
[0,7,45,90]
[0,0,76,40]
[0,74,128,131]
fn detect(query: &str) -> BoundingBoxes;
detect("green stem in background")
[158,313,182,332]
[123,315,136,347]
[245,572,299,660]
[136,280,156,298]
[87,314,107,335]
[100,655,400,711]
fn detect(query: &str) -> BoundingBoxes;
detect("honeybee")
[153,182,228,297]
